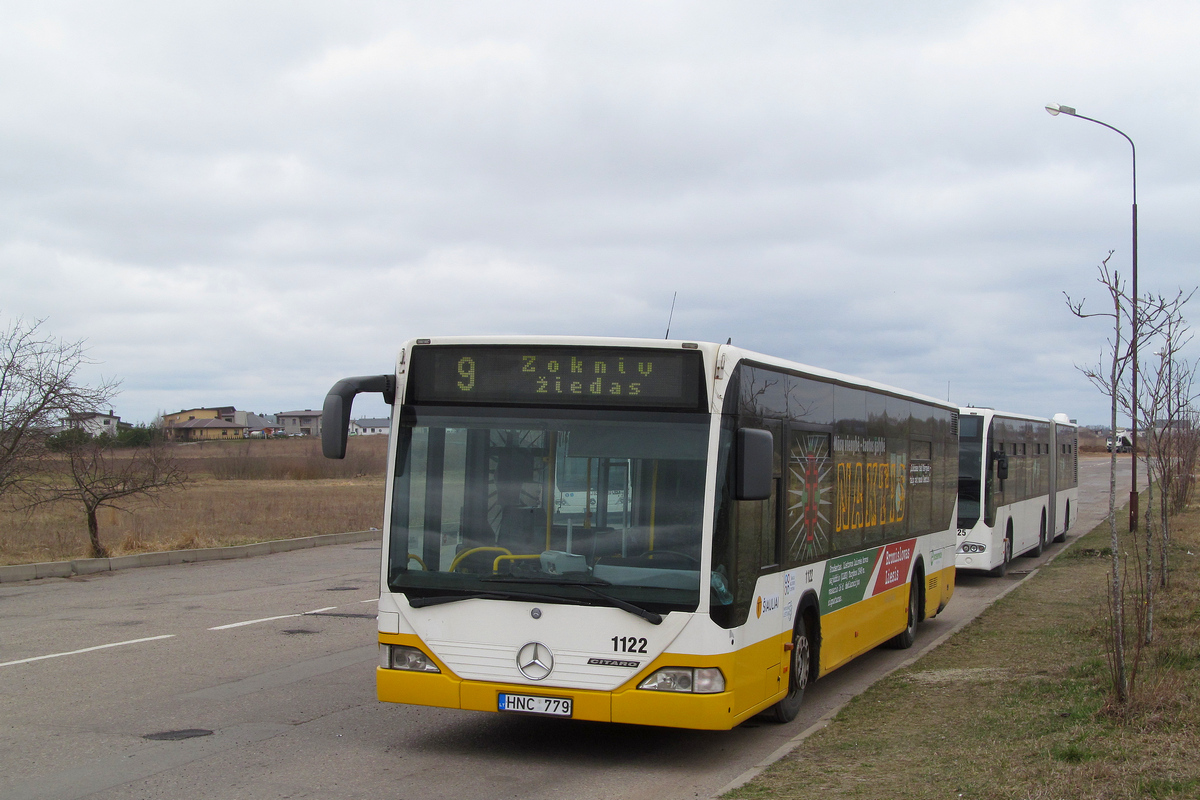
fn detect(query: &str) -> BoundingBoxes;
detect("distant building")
[276,410,322,437]
[164,407,238,440]
[350,417,391,436]
[168,418,248,441]
[163,407,233,425]
[56,411,124,437]
[236,411,283,437]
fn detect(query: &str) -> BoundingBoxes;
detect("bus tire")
[1029,510,1046,557]
[770,614,813,723]
[989,526,1012,577]
[887,573,921,650]
[1054,502,1069,543]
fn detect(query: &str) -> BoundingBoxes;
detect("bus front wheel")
[770,616,812,723]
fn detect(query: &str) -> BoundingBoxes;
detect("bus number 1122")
[613,636,648,653]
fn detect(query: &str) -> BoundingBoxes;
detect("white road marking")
[208,604,355,631]
[0,635,176,668]
[359,598,378,603]
[209,614,302,630]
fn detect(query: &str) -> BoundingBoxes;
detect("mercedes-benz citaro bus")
[322,337,958,730]
[955,408,1079,577]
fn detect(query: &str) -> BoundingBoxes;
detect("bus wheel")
[1054,502,1069,543]
[1029,510,1046,557]
[771,616,812,723]
[887,577,920,650]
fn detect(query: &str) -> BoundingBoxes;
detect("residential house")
[276,410,322,437]
[214,409,283,437]
[350,417,391,436]
[164,407,223,441]
[238,412,283,437]
[56,410,125,437]
[169,418,248,441]
[163,407,226,426]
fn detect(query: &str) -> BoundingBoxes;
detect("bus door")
[731,418,783,714]
[985,421,998,528]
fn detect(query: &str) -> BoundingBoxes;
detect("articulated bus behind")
[323,337,958,730]
[956,408,1078,576]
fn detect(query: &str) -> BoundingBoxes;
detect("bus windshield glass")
[957,415,984,528]
[388,412,710,613]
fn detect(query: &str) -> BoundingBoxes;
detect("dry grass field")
[0,436,390,565]
[728,493,1200,800]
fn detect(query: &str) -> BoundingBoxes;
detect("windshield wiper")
[407,589,568,608]
[481,575,662,624]
[577,585,663,625]
[408,582,662,624]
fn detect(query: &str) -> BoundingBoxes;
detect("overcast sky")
[3,1,1197,426]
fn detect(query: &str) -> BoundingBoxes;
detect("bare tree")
[1133,292,1188,639]
[1,316,117,500]
[1171,399,1200,513]
[34,438,189,558]
[1137,297,1196,602]
[1065,254,1173,703]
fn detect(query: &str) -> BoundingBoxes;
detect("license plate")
[497,693,573,717]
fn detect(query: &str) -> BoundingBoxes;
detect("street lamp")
[1046,103,1140,531]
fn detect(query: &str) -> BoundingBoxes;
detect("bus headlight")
[957,542,987,554]
[638,667,725,693]
[380,644,441,672]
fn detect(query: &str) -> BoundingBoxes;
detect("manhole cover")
[143,729,213,741]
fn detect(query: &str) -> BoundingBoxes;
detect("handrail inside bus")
[449,546,512,572]
[493,554,542,573]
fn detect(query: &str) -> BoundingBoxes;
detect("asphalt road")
[0,454,1137,800]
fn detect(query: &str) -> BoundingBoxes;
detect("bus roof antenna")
[664,292,677,339]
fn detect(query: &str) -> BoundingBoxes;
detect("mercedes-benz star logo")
[516,641,554,681]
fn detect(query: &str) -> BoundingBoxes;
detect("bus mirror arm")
[736,428,774,501]
[322,374,396,460]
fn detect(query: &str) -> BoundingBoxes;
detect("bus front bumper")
[377,666,742,730]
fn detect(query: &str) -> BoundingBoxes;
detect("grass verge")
[726,498,1200,800]
[0,437,388,565]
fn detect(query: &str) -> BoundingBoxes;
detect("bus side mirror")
[996,453,1009,481]
[736,428,774,501]
[322,374,396,459]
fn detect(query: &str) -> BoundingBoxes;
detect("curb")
[713,507,1115,798]
[0,530,382,584]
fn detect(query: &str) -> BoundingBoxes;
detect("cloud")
[1,0,1197,426]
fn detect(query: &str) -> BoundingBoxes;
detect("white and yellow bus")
[323,337,958,730]
[955,408,1079,576]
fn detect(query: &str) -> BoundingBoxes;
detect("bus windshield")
[957,415,984,528]
[388,412,710,613]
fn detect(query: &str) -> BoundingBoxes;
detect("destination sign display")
[407,346,705,410]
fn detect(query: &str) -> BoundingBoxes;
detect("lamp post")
[1046,103,1139,531]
